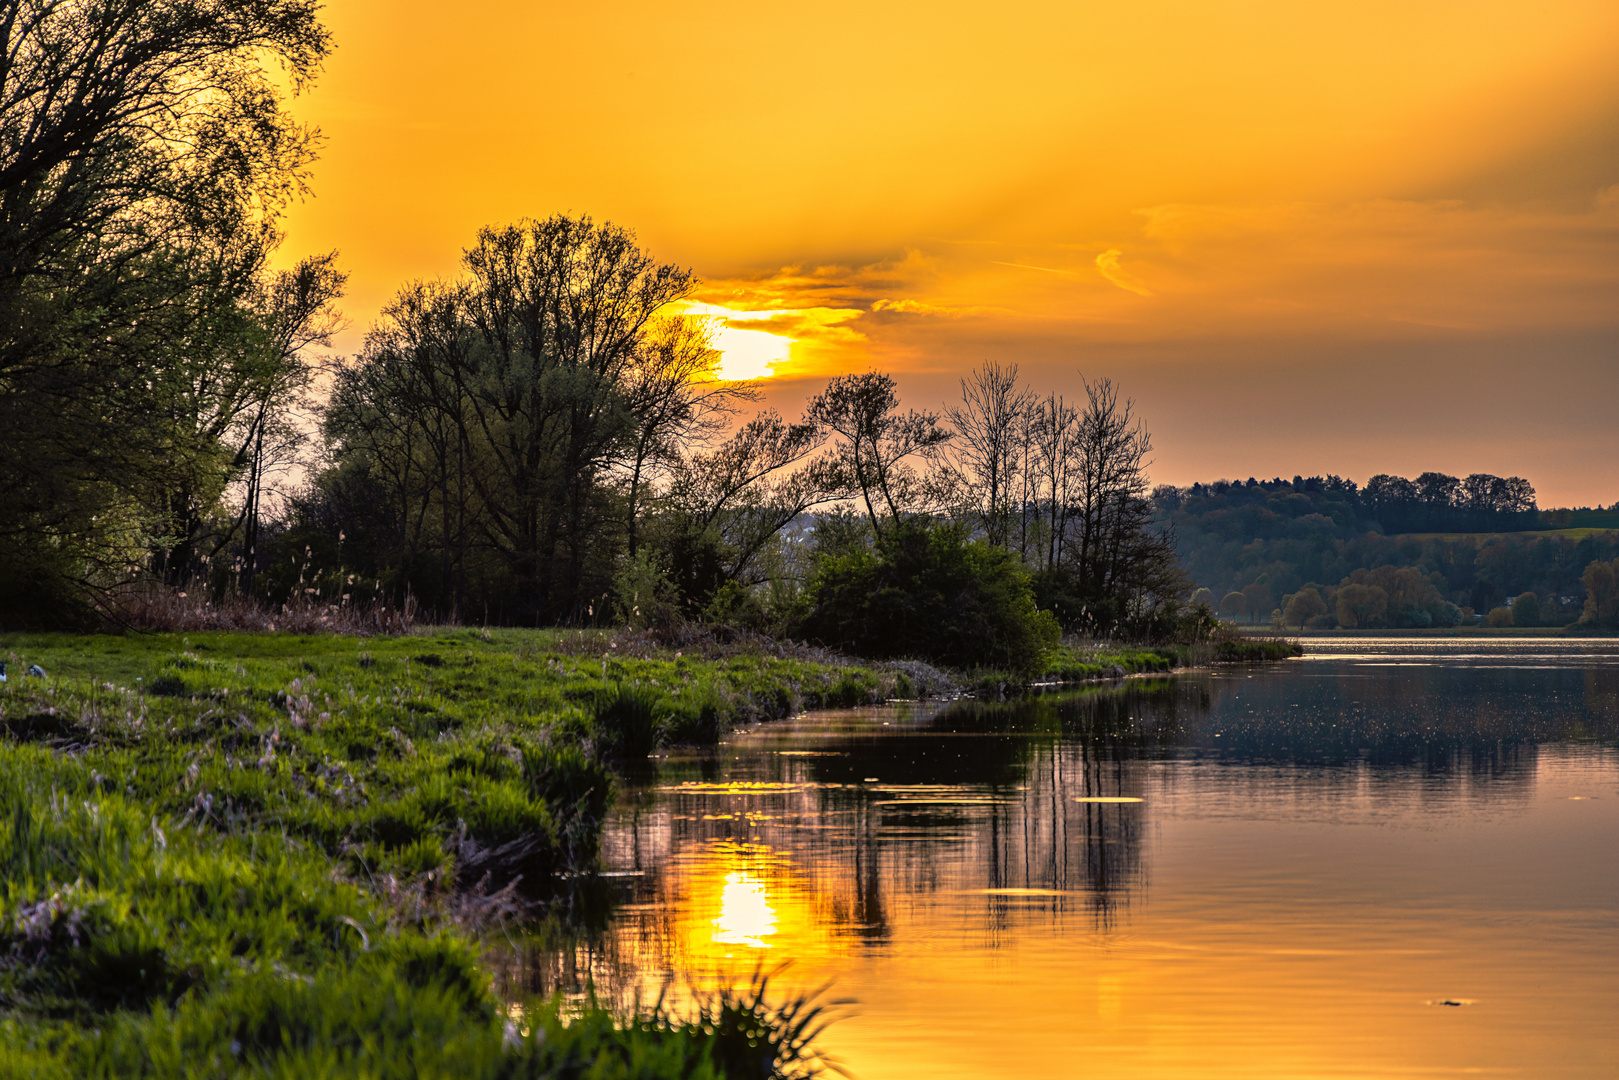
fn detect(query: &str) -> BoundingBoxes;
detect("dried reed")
[95,583,419,635]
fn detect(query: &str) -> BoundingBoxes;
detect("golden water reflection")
[712,870,774,947]
[520,645,1619,1079]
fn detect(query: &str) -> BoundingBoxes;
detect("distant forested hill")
[1153,473,1619,628]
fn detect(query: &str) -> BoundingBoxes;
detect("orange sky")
[279,0,1619,506]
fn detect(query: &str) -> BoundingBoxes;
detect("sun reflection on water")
[712,871,777,947]
[669,840,826,966]
[570,660,1619,1080]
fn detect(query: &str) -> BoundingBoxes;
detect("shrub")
[591,683,668,759]
[520,743,612,865]
[797,522,1059,675]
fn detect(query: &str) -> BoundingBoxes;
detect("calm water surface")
[535,639,1619,1078]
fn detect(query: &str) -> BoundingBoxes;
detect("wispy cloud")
[1093,249,1153,295]
[871,298,1010,317]
[990,260,1080,277]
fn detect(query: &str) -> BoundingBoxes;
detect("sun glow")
[711,325,791,381]
[662,840,831,966]
[680,303,795,381]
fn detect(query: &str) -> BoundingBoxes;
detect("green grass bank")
[0,628,882,1078]
[970,637,1302,694]
[0,626,1295,1074]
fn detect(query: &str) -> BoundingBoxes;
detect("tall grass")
[0,708,844,1077]
[97,583,418,635]
[633,965,850,1080]
[592,683,668,759]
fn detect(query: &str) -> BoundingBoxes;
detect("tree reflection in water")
[497,657,1618,1011]
[498,681,1194,1000]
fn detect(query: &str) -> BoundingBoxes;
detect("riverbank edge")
[960,638,1303,697]
[0,625,1298,1075]
[0,626,885,1076]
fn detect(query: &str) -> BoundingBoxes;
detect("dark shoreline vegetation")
[1161,478,1619,631]
[0,625,1295,1076]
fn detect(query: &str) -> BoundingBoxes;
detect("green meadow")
[0,628,894,1078]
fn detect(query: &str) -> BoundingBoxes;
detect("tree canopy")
[0,0,336,625]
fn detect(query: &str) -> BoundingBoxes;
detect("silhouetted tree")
[653,409,840,611]
[945,361,1034,547]
[807,372,951,539]
[0,0,331,623]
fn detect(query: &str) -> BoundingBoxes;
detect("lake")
[517,639,1619,1079]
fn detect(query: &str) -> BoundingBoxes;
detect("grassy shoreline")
[0,625,1296,1075]
[0,627,886,1077]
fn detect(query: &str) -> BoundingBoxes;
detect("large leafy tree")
[321,215,714,621]
[0,0,333,623]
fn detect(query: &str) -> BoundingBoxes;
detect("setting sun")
[678,303,796,381]
[710,325,791,381]
[275,0,1619,504]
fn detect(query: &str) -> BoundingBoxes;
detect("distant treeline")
[1156,474,1619,627]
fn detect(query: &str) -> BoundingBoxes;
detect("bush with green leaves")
[592,682,669,759]
[797,522,1059,676]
